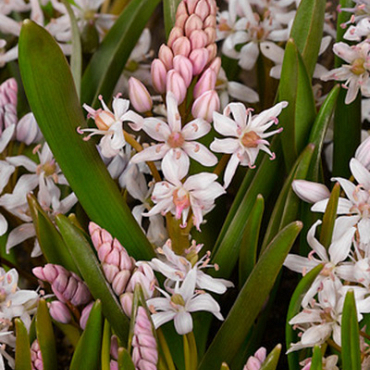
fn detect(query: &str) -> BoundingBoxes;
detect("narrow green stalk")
[183,332,197,370]
[157,328,176,370]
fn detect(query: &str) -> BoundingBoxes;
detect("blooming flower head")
[210,101,287,188]
[80,94,143,158]
[147,268,223,335]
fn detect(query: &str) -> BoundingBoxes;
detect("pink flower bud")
[151,59,167,94]
[16,112,43,145]
[192,90,220,122]
[173,55,193,87]
[0,78,17,107]
[132,307,158,370]
[166,70,187,104]
[110,361,118,370]
[204,14,216,28]
[128,77,153,113]
[175,13,188,29]
[185,0,198,14]
[209,57,221,75]
[189,48,209,75]
[80,301,94,330]
[120,292,133,317]
[172,37,191,57]
[176,2,189,18]
[207,0,217,15]
[112,270,132,296]
[49,301,72,324]
[292,180,330,204]
[126,263,157,299]
[254,348,267,364]
[167,27,184,49]
[243,347,266,370]
[111,335,119,360]
[189,29,208,49]
[184,14,203,37]
[158,44,174,70]
[204,26,216,44]
[31,340,43,370]
[194,0,210,21]
[206,43,217,63]
[193,68,217,99]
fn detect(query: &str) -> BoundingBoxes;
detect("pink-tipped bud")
[206,43,217,63]
[243,347,266,370]
[120,292,133,317]
[189,48,209,75]
[204,14,216,28]
[128,78,153,113]
[158,44,174,70]
[189,29,208,49]
[166,70,187,104]
[204,26,216,44]
[49,301,72,324]
[151,59,167,94]
[209,57,221,75]
[31,340,43,370]
[355,135,370,169]
[167,27,184,49]
[194,0,210,21]
[0,78,17,107]
[254,348,267,364]
[172,37,191,57]
[16,112,43,145]
[132,307,158,370]
[192,90,220,122]
[126,263,157,300]
[292,180,330,204]
[184,14,203,37]
[33,264,92,306]
[207,0,217,15]
[176,2,189,18]
[173,55,193,87]
[193,68,217,99]
[80,301,94,330]
[185,0,198,14]
[175,13,188,29]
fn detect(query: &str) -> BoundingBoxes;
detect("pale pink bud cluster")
[89,223,158,317]
[0,78,18,132]
[243,347,267,370]
[33,264,92,306]
[31,340,43,370]
[151,0,218,105]
[132,306,158,370]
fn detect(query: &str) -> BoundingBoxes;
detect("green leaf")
[101,320,111,370]
[212,139,283,279]
[27,194,79,275]
[220,363,230,370]
[15,319,32,370]
[290,0,326,79]
[261,143,314,252]
[199,221,302,370]
[310,346,323,370]
[319,182,340,249]
[118,348,136,370]
[36,299,58,370]
[61,0,82,99]
[286,264,323,370]
[341,290,361,370]
[278,39,316,169]
[81,0,160,107]
[163,0,181,38]
[259,344,282,370]
[70,300,103,370]
[56,214,130,342]
[18,20,155,261]
[53,322,81,348]
[238,194,264,288]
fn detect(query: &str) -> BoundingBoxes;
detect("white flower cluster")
[285,136,370,366]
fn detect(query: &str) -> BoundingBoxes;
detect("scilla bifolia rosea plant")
[0,0,369,369]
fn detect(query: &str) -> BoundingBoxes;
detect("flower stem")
[122,130,162,182]
[213,154,230,178]
[157,328,176,370]
[183,332,197,370]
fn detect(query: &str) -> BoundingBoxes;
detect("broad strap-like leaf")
[15,319,32,370]
[36,299,58,370]
[18,20,155,261]
[310,346,323,370]
[290,0,326,79]
[199,222,302,370]
[56,214,130,342]
[81,0,160,107]
[259,344,282,370]
[164,0,181,38]
[70,300,103,370]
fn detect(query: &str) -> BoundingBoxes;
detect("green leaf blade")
[15,319,32,370]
